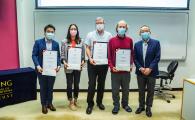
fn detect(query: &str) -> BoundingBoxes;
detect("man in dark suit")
[134,25,161,117]
[32,24,61,114]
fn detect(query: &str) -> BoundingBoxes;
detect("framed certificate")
[42,50,57,76]
[67,47,82,70]
[93,42,108,65]
[115,49,131,71]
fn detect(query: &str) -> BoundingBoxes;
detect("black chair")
[155,60,178,103]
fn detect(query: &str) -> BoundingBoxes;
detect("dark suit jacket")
[134,38,161,77]
[32,38,61,70]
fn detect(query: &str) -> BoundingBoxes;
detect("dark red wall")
[0,0,19,70]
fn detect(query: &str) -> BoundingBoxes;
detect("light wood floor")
[0,91,182,120]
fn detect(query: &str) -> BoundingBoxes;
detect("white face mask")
[45,32,54,40]
[70,30,77,36]
[96,24,104,31]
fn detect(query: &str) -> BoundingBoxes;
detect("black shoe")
[42,105,48,114]
[135,107,145,114]
[112,106,120,115]
[97,103,105,110]
[122,105,132,112]
[47,104,56,111]
[86,106,93,114]
[146,107,152,117]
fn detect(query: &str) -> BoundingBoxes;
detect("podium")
[181,78,195,120]
[0,67,37,107]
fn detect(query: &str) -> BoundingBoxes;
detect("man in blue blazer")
[134,25,161,117]
[32,24,61,114]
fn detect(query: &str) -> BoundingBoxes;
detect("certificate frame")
[92,42,108,65]
[42,50,57,76]
[67,47,82,70]
[115,48,131,71]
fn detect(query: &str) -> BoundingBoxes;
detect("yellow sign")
[0,80,13,100]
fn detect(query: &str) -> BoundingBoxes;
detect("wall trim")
[36,88,183,92]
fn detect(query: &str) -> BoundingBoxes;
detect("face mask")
[70,30,77,36]
[118,28,126,36]
[96,24,104,31]
[45,32,54,40]
[141,32,150,40]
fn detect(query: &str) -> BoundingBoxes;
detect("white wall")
[185,0,195,78]
[17,0,35,67]
[16,0,195,89]
[34,11,188,60]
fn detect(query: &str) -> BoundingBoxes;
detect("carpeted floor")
[0,91,182,120]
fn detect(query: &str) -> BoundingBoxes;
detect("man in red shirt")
[108,20,134,115]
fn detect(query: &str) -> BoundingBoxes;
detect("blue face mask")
[118,28,126,36]
[141,32,150,40]
[45,32,55,40]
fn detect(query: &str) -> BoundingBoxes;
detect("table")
[0,67,37,107]
[181,78,195,120]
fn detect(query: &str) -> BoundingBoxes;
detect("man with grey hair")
[108,20,134,115]
[85,17,112,114]
[134,25,161,117]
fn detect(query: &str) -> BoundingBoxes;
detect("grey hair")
[139,25,151,35]
[96,17,104,23]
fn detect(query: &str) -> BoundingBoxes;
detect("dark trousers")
[66,70,81,101]
[87,61,108,107]
[38,74,55,106]
[137,75,156,108]
[111,72,130,108]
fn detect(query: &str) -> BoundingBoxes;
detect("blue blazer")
[134,39,161,77]
[32,38,61,69]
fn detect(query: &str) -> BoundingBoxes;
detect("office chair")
[155,60,178,103]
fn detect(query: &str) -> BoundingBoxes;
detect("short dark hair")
[44,24,56,32]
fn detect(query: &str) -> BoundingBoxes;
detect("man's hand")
[80,60,85,71]
[143,68,152,76]
[81,60,85,67]
[129,66,133,72]
[112,67,119,72]
[140,67,146,74]
[42,50,46,55]
[55,66,60,73]
[37,66,43,73]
